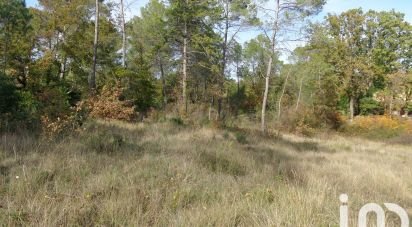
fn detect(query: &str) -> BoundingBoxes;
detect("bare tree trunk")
[57,26,66,80]
[261,56,273,132]
[120,0,126,68]
[237,62,240,95]
[89,0,99,91]
[59,58,66,80]
[3,41,7,75]
[296,77,303,111]
[217,3,230,119]
[261,0,280,133]
[389,95,393,117]
[3,22,8,75]
[349,96,355,122]
[261,56,272,132]
[182,20,188,114]
[24,65,29,85]
[209,97,214,121]
[158,53,167,109]
[277,70,290,120]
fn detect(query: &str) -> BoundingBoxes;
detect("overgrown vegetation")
[0,0,411,135]
[0,0,411,225]
[1,120,411,226]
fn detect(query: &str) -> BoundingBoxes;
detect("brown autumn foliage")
[87,85,137,122]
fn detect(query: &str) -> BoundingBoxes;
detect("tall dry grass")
[0,119,411,226]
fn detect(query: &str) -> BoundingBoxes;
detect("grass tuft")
[82,131,125,153]
[198,151,247,177]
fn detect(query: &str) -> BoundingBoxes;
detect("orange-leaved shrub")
[87,85,137,122]
[40,103,87,139]
[341,115,412,139]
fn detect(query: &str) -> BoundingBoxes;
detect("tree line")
[0,0,411,133]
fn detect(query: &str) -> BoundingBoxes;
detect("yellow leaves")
[353,116,402,131]
[350,115,412,134]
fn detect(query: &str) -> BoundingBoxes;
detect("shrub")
[37,86,71,120]
[0,74,40,132]
[86,85,137,122]
[341,116,412,139]
[234,132,248,144]
[278,105,341,136]
[170,117,184,126]
[83,130,125,153]
[359,97,384,115]
[0,74,20,115]
[40,104,87,139]
[117,66,158,118]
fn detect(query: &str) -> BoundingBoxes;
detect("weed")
[234,132,248,144]
[83,131,125,153]
[198,152,246,177]
[170,117,184,126]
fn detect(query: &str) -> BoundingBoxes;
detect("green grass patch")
[198,151,246,177]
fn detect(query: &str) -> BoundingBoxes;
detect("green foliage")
[0,0,32,83]
[359,97,384,115]
[0,74,20,115]
[37,87,71,120]
[407,103,412,113]
[234,131,248,144]
[121,60,157,115]
[0,73,39,131]
[0,0,411,138]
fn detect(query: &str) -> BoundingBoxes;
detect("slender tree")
[215,0,257,118]
[120,0,126,68]
[90,0,100,91]
[259,0,325,132]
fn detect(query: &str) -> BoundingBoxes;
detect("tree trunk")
[182,19,188,114]
[209,97,214,121]
[89,0,99,91]
[158,54,167,109]
[217,3,230,120]
[237,62,240,95]
[120,0,126,68]
[349,96,355,122]
[278,69,290,120]
[261,0,280,133]
[296,77,303,111]
[59,58,66,80]
[3,27,8,75]
[389,95,393,117]
[3,42,7,75]
[261,56,272,132]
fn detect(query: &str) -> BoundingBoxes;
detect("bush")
[37,87,71,120]
[83,130,125,153]
[40,104,87,139]
[234,132,248,144]
[278,105,342,136]
[118,66,158,117]
[0,74,20,115]
[170,117,184,126]
[0,74,40,132]
[341,116,412,139]
[198,152,246,177]
[86,85,137,122]
[359,97,384,115]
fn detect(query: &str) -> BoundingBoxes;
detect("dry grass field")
[0,119,411,226]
